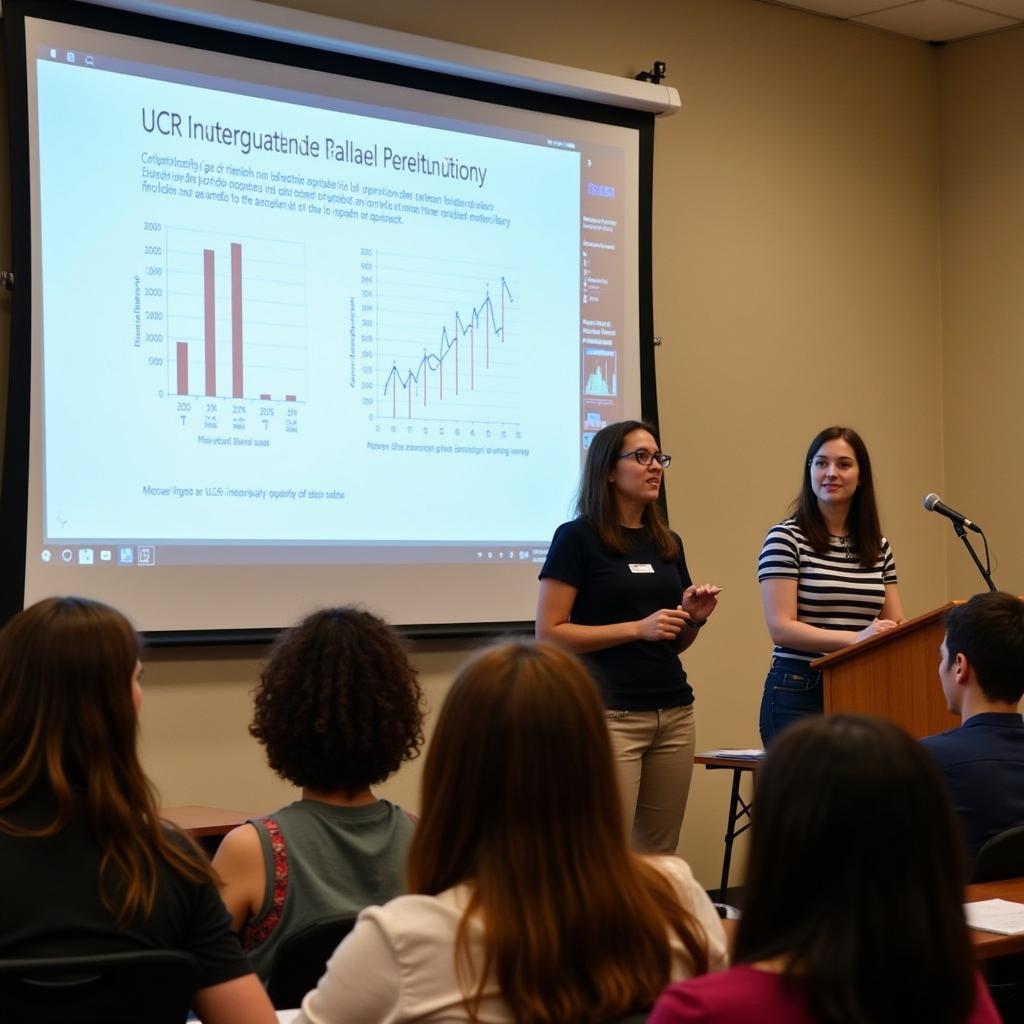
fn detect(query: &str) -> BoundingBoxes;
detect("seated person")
[213,606,423,981]
[921,591,1024,857]
[0,596,274,1024]
[295,640,727,1024]
[649,715,999,1024]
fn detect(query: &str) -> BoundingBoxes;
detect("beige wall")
[938,27,1024,601]
[1,0,974,888]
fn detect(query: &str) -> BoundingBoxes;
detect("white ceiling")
[758,0,1024,42]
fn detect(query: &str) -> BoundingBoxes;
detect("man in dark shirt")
[921,591,1024,858]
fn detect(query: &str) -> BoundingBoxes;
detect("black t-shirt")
[0,789,252,989]
[539,517,694,710]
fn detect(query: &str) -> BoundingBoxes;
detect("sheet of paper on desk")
[704,749,765,759]
[965,899,1024,934]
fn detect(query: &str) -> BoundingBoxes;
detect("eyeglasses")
[618,449,672,468]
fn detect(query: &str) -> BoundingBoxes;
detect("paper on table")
[965,898,1024,935]
[701,749,765,759]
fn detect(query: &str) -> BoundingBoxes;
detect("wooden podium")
[811,603,958,739]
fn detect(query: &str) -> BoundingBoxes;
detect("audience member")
[650,715,999,1024]
[0,596,275,1024]
[213,606,424,980]
[922,591,1024,857]
[297,640,726,1023]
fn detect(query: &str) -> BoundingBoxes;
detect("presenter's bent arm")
[536,578,689,653]
[674,624,699,655]
[192,974,276,1024]
[880,582,905,623]
[673,583,722,653]
[760,577,898,654]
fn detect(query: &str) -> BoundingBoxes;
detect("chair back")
[267,915,356,1009]
[973,824,1024,883]
[0,949,199,1023]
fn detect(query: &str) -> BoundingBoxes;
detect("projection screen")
[0,0,664,639]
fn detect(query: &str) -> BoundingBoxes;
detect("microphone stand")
[954,522,997,592]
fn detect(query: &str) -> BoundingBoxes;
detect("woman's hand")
[681,583,722,625]
[853,618,899,644]
[636,607,689,641]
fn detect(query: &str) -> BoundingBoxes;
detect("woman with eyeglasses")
[757,426,904,745]
[536,420,720,853]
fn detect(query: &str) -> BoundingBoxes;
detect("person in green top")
[213,606,425,980]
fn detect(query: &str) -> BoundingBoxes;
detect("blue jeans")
[758,657,823,746]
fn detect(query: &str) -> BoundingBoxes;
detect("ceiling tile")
[972,0,1024,17]
[768,0,889,15]
[853,0,1018,40]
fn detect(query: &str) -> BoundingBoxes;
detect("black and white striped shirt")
[757,518,898,662]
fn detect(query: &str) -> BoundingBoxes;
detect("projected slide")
[11,10,645,632]
[35,49,584,546]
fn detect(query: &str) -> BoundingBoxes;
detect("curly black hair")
[250,607,424,793]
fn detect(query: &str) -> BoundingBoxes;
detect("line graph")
[374,252,520,425]
[382,277,513,415]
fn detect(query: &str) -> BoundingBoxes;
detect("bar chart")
[166,228,307,403]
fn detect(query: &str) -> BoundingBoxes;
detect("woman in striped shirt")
[757,426,904,745]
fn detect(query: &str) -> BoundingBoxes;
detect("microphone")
[922,493,983,534]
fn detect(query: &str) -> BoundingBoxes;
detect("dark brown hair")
[250,606,424,793]
[793,425,883,566]
[944,592,1024,705]
[408,641,709,1023]
[735,715,975,1024]
[577,420,677,559]
[0,597,215,924]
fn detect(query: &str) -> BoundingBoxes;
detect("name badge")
[628,563,655,574]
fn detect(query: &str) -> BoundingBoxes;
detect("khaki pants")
[605,704,696,855]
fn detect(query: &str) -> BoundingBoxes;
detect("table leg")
[720,768,742,898]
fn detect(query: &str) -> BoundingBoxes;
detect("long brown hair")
[793,425,883,566]
[735,716,974,1024]
[0,597,216,924]
[577,420,678,559]
[407,641,709,1022]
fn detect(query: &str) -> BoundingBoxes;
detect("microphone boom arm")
[953,521,997,593]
